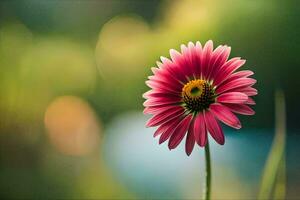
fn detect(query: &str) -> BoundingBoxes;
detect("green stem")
[204,140,211,200]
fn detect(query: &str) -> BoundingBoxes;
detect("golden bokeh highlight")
[20,38,97,93]
[44,96,101,156]
[161,0,217,30]
[96,15,150,78]
[0,23,33,114]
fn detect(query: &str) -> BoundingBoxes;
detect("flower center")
[182,79,215,113]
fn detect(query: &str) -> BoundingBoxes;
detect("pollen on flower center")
[182,79,215,112]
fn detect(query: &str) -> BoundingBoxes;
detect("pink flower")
[143,41,257,156]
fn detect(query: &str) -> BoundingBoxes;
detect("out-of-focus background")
[0,0,299,199]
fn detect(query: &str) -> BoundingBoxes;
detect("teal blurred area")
[103,112,300,199]
[0,0,299,199]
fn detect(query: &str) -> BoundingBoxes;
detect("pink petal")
[170,49,182,64]
[146,80,180,93]
[151,67,159,75]
[216,78,256,94]
[168,115,192,149]
[216,92,248,104]
[213,58,246,86]
[204,111,225,145]
[187,42,198,75]
[210,104,242,129]
[146,107,184,127]
[152,65,181,84]
[143,104,179,115]
[216,46,231,66]
[223,86,258,97]
[169,48,192,77]
[185,118,196,156]
[160,56,187,82]
[208,46,231,80]
[194,112,207,147]
[153,116,180,137]
[239,87,258,96]
[149,73,183,91]
[201,40,213,78]
[246,97,256,105]
[154,125,168,137]
[143,100,178,108]
[143,90,180,100]
[143,97,181,107]
[159,117,183,144]
[181,42,201,77]
[224,104,255,115]
[206,45,223,79]
[195,41,203,50]
[144,104,166,114]
[218,70,254,88]
[195,41,203,75]
[229,70,254,79]
[144,96,181,104]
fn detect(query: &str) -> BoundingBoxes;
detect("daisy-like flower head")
[143,41,257,156]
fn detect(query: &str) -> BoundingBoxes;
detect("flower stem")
[204,140,211,200]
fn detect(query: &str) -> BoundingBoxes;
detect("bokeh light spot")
[44,96,101,156]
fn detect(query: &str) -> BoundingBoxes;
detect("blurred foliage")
[0,0,299,199]
[259,90,286,199]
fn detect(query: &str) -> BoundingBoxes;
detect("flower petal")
[213,58,245,86]
[159,117,183,144]
[146,107,184,127]
[153,116,181,137]
[224,104,255,115]
[148,73,183,91]
[185,118,196,156]
[181,43,201,77]
[239,87,258,96]
[224,86,258,97]
[206,45,223,79]
[208,45,231,80]
[187,42,199,75]
[216,78,256,94]
[195,41,203,75]
[201,40,213,78]
[229,70,254,79]
[160,56,187,82]
[216,92,248,104]
[168,115,192,149]
[170,49,182,63]
[194,112,207,147]
[146,80,180,93]
[246,97,256,105]
[143,98,180,107]
[204,111,225,145]
[210,104,241,129]
[143,104,180,115]
[143,90,180,100]
[218,70,254,89]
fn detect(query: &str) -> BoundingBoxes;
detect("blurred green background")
[0,0,299,199]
